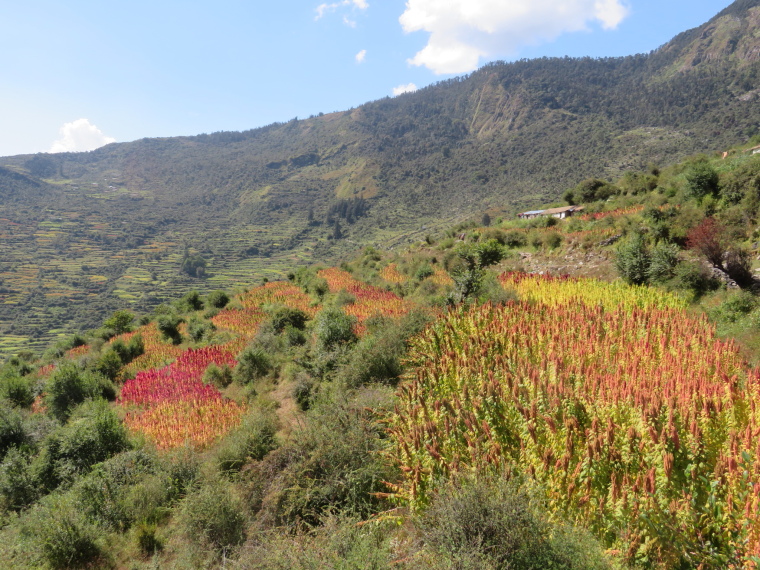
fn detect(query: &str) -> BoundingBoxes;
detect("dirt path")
[270,378,303,438]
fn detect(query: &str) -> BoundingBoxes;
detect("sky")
[0,0,735,157]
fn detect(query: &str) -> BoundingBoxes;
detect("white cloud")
[315,0,369,21]
[49,118,115,153]
[392,83,418,96]
[400,0,630,74]
[344,16,357,27]
[355,49,367,63]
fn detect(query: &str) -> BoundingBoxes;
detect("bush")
[0,447,37,510]
[268,306,309,333]
[110,333,144,364]
[102,310,135,335]
[93,348,123,381]
[686,217,726,268]
[207,290,230,309]
[685,161,720,200]
[419,476,611,570]
[0,374,35,408]
[615,233,651,285]
[715,291,758,322]
[234,346,272,383]
[71,449,158,531]
[187,316,216,342]
[0,401,28,459]
[203,362,234,389]
[156,313,183,344]
[672,261,720,296]
[178,290,204,311]
[648,241,680,283]
[33,400,130,490]
[251,391,396,528]
[45,362,116,421]
[180,479,246,553]
[215,412,278,474]
[503,230,528,248]
[314,307,357,351]
[543,231,562,249]
[338,334,405,388]
[23,494,105,569]
[415,263,435,281]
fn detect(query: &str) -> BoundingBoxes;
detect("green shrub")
[187,315,216,342]
[293,375,315,411]
[23,494,105,569]
[71,450,158,531]
[180,479,246,553]
[543,231,562,249]
[0,401,27,459]
[338,334,404,389]
[178,290,204,311]
[0,447,37,511]
[253,392,396,527]
[157,313,183,344]
[615,233,651,285]
[715,291,758,323]
[673,261,721,296]
[268,306,309,332]
[284,325,307,346]
[33,400,130,490]
[203,362,234,389]
[45,362,116,421]
[333,289,357,307]
[103,310,135,335]
[503,230,528,248]
[110,333,144,364]
[419,476,611,570]
[0,374,35,408]
[93,348,123,381]
[685,161,720,200]
[648,241,680,283]
[136,522,163,554]
[207,290,230,309]
[215,412,278,474]
[415,263,434,281]
[234,346,272,383]
[314,307,357,351]
[236,514,395,569]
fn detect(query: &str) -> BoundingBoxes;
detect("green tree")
[685,162,720,200]
[103,310,135,335]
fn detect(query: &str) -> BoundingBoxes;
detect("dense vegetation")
[2,0,760,356]
[2,127,760,567]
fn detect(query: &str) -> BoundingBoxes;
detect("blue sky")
[0,0,734,157]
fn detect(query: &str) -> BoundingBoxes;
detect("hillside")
[4,127,760,567]
[2,0,760,355]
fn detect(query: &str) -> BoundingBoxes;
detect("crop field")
[390,273,760,565]
[0,182,348,358]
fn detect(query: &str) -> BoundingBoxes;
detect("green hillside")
[1,0,760,355]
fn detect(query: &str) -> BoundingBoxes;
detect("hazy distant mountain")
[1,0,759,354]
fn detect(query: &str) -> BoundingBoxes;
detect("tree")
[103,310,134,335]
[481,212,491,227]
[181,253,208,278]
[685,162,720,200]
[686,218,726,268]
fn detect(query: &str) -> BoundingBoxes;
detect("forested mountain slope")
[1,0,760,355]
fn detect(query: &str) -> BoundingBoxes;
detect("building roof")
[520,210,545,216]
[540,205,584,215]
